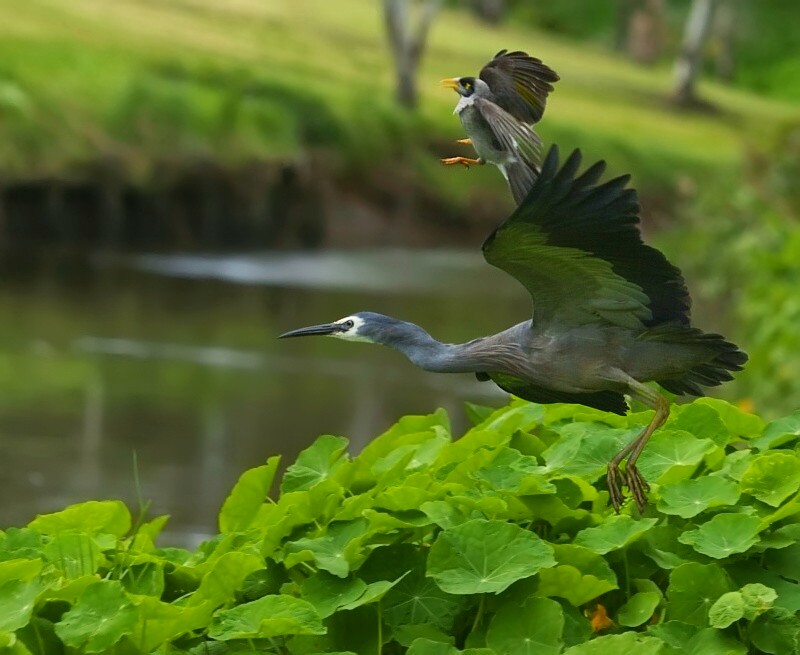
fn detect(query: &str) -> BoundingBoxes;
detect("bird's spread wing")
[473,97,542,168]
[482,146,691,330]
[479,49,559,124]
[489,372,629,415]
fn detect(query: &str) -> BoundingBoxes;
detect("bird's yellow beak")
[439,78,459,90]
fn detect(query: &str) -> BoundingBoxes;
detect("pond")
[0,248,528,545]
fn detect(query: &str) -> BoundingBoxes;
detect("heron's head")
[279,312,405,344]
[439,76,488,98]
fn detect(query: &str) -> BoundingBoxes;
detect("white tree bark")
[672,0,718,105]
[384,0,442,109]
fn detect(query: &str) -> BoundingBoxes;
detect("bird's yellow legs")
[441,156,483,167]
[441,138,479,166]
[606,377,670,513]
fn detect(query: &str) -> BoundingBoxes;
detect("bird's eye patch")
[463,81,472,89]
[341,320,355,330]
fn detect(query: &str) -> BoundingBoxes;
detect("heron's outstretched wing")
[479,49,559,124]
[490,372,628,415]
[473,97,542,168]
[482,146,691,330]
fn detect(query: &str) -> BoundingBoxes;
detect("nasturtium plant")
[1,398,800,653]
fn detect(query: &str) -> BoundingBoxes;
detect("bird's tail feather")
[642,324,748,396]
[504,160,538,205]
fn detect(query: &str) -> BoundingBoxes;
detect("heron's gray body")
[368,317,721,395]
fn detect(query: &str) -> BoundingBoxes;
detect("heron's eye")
[342,320,355,330]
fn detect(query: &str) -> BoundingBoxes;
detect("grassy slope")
[0,0,796,199]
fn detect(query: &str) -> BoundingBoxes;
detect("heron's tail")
[643,325,748,397]
[503,160,538,205]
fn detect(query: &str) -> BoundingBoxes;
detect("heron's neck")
[378,321,488,374]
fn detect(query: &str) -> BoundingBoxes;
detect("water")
[0,248,527,544]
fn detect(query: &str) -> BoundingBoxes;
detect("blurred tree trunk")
[384,0,442,109]
[714,0,737,82]
[472,0,506,24]
[627,0,665,65]
[673,0,718,106]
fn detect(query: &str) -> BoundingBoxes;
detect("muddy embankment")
[0,153,512,252]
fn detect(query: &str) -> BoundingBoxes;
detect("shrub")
[2,398,800,653]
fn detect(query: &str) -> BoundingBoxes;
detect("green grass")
[0,0,797,200]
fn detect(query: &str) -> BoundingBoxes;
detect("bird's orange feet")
[441,156,481,168]
[455,138,472,145]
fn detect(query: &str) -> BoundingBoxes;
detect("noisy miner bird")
[280,146,747,512]
[440,49,559,204]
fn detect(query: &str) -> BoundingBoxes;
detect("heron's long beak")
[278,322,346,339]
[439,77,459,90]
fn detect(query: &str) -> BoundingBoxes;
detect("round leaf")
[617,591,661,627]
[208,595,324,640]
[740,452,800,507]
[487,596,564,655]
[573,515,657,554]
[656,477,740,518]
[678,514,761,559]
[426,519,555,594]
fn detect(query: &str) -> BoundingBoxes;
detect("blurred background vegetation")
[0,0,797,539]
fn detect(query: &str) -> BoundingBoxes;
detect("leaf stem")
[471,593,486,635]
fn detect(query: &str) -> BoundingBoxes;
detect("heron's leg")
[440,156,483,167]
[603,371,670,513]
[456,138,473,145]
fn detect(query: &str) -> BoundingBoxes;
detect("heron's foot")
[606,465,626,514]
[441,156,481,168]
[455,138,473,145]
[606,462,650,514]
[625,464,650,514]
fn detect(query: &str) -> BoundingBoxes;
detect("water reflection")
[0,249,527,545]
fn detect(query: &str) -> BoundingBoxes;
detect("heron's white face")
[331,315,373,342]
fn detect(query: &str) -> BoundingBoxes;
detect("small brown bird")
[440,49,559,203]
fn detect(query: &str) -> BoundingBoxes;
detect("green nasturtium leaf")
[426,519,555,595]
[573,515,657,554]
[281,434,349,493]
[284,518,368,577]
[635,430,716,482]
[670,404,730,447]
[0,580,40,632]
[29,500,131,537]
[617,591,661,627]
[208,595,324,640]
[535,544,617,606]
[740,452,800,507]
[301,572,367,618]
[487,596,563,655]
[188,551,265,608]
[55,581,139,652]
[656,476,740,518]
[562,631,667,654]
[752,410,800,451]
[219,456,280,532]
[750,607,800,655]
[43,533,106,579]
[708,591,746,628]
[694,398,764,438]
[666,563,733,627]
[0,528,42,561]
[678,514,761,558]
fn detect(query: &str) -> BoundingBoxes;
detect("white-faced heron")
[280,146,747,512]
[440,49,559,204]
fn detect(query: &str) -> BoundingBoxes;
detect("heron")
[440,49,559,203]
[280,146,747,512]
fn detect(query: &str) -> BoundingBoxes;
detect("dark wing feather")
[482,146,691,329]
[490,372,628,415]
[479,49,559,124]
[473,97,542,169]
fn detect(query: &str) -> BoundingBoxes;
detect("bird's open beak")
[278,322,346,339]
[439,77,459,90]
